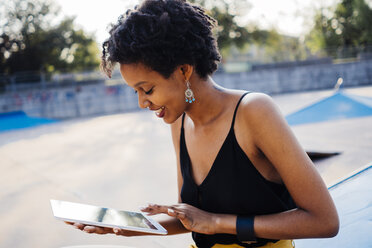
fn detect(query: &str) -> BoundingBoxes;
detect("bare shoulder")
[242,92,275,105]
[239,92,282,124]
[236,92,291,152]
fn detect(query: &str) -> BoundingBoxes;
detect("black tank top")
[179,92,296,248]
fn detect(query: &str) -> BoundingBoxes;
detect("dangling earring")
[185,81,195,103]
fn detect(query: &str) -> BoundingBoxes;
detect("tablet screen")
[51,200,156,230]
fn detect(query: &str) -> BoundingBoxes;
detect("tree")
[306,0,372,56]
[0,0,100,75]
[189,0,252,56]
[189,0,307,62]
[253,29,307,62]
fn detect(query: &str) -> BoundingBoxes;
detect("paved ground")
[0,86,371,248]
[274,86,372,185]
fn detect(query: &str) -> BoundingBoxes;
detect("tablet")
[50,199,167,235]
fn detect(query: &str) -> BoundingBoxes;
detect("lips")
[154,106,165,118]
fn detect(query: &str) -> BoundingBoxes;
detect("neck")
[184,75,228,127]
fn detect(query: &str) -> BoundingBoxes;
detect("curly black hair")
[101,0,221,79]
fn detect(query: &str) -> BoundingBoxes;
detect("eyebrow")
[134,81,148,87]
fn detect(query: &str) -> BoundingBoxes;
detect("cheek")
[163,89,187,120]
[162,84,184,104]
[165,93,183,110]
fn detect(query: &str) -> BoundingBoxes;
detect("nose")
[137,92,151,109]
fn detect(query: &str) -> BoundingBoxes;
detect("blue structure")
[0,111,58,132]
[295,164,372,247]
[286,92,372,125]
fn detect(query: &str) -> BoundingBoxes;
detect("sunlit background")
[2,0,372,77]
[0,0,371,247]
[54,0,339,43]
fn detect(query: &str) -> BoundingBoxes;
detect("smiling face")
[120,63,189,124]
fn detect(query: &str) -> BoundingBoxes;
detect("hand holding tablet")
[66,221,157,236]
[50,200,168,235]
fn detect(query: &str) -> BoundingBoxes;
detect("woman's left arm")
[223,93,339,239]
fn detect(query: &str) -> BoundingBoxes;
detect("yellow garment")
[189,240,295,248]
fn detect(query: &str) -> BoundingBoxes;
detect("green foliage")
[0,0,100,74]
[306,0,372,56]
[189,0,307,62]
[232,29,307,64]
[188,0,251,56]
[256,29,307,62]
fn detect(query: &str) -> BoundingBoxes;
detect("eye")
[134,89,137,94]
[144,87,154,95]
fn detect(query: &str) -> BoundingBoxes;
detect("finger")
[92,226,109,235]
[168,208,187,220]
[83,225,98,233]
[65,221,74,225]
[113,228,137,236]
[73,223,85,230]
[113,228,123,236]
[176,211,187,220]
[167,208,177,217]
[103,227,114,234]
[141,204,171,214]
[140,203,164,212]
[170,203,191,211]
[84,225,111,235]
[112,228,153,237]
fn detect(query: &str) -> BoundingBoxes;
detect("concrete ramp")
[286,92,372,125]
[295,164,372,247]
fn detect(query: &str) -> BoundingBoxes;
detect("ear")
[178,64,193,81]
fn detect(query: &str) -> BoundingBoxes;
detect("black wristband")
[236,215,257,242]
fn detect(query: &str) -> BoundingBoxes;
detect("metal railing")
[0,69,139,119]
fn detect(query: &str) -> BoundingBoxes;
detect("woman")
[69,0,339,247]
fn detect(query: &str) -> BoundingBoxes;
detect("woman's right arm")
[67,213,188,236]
[66,116,189,236]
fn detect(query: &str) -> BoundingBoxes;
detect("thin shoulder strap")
[231,91,252,128]
[181,112,186,129]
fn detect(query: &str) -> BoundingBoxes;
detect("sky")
[55,0,340,44]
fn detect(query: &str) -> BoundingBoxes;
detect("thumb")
[113,228,122,235]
